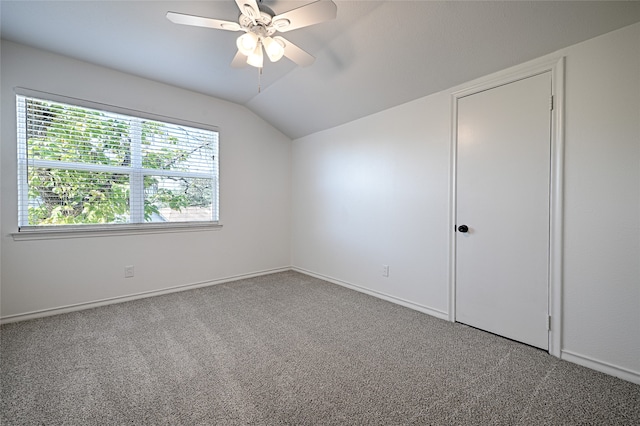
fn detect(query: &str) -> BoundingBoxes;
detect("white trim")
[549,58,565,358]
[450,57,561,99]
[12,222,223,241]
[0,267,291,324]
[448,56,565,357]
[15,88,220,232]
[447,91,458,323]
[293,267,449,321]
[561,350,640,385]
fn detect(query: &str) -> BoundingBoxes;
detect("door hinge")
[547,315,552,331]
[550,95,554,111]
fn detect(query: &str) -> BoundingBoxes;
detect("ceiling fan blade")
[271,1,337,33]
[231,50,248,68]
[274,36,315,67]
[235,0,261,21]
[166,12,241,31]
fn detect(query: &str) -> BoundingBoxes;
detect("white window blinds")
[16,93,219,229]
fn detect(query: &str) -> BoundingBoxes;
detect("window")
[16,91,219,232]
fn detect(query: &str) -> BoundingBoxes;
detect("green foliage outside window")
[24,99,215,226]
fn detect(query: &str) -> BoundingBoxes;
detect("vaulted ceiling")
[2,1,640,139]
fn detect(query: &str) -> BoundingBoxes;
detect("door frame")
[448,57,565,357]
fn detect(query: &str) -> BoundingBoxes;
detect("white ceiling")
[2,1,640,139]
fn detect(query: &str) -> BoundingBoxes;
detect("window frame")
[13,88,222,240]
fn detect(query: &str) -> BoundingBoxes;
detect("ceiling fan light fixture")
[247,41,264,68]
[167,1,337,69]
[236,32,258,56]
[263,36,285,62]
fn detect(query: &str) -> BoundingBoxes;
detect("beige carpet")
[1,271,638,424]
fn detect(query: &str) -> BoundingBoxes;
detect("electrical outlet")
[124,265,135,278]
[382,264,389,277]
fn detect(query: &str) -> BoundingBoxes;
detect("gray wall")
[2,22,638,384]
[292,23,640,382]
[1,40,292,318]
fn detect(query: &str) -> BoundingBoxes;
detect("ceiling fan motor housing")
[238,10,289,36]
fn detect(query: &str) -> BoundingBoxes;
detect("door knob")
[457,225,469,233]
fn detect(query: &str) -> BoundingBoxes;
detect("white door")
[456,72,551,350]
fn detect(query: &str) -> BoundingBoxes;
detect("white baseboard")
[5,266,638,386]
[292,267,449,321]
[561,350,640,385]
[293,268,640,385]
[0,267,292,325]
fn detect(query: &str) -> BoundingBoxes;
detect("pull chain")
[258,67,262,93]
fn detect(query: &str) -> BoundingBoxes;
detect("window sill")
[11,222,223,241]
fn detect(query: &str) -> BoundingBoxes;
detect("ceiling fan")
[167,0,337,69]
